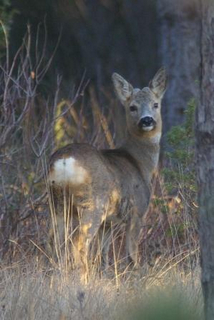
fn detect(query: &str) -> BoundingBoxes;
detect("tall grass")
[0,262,202,319]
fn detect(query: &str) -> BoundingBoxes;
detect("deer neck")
[121,131,161,182]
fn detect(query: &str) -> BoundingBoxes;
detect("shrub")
[162,99,196,199]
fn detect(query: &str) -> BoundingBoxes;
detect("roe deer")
[48,68,167,278]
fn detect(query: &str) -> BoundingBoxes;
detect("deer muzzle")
[138,116,156,131]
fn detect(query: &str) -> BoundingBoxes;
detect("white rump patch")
[50,157,88,185]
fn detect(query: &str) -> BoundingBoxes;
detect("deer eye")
[130,105,138,112]
[154,103,158,109]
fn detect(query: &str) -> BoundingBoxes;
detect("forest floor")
[0,257,202,320]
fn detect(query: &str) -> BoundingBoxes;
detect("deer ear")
[149,67,167,99]
[112,73,133,105]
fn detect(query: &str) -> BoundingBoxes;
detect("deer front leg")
[126,215,141,269]
[97,223,112,271]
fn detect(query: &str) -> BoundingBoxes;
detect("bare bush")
[0,27,72,261]
[0,27,117,265]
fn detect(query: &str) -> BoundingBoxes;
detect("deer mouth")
[142,125,154,131]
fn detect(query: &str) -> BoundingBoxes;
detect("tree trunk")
[157,0,201,135]
[196,1,214,319]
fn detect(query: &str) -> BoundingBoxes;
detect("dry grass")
[0,261,203,320]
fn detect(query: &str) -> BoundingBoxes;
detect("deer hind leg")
[126,215,141,269]
[47,188,72,265]
[47,212,64,260]
[73,208,105,283]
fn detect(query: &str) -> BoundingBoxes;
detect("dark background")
[9,0,158,89]
[2,0,201,137]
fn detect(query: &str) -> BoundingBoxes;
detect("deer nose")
[138,116,155,128]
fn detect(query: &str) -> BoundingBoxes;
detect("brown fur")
[47,68,167,278]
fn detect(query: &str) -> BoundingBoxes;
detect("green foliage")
[162,99,197,197]
[152,197,169,214]
[123,290,201,320]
